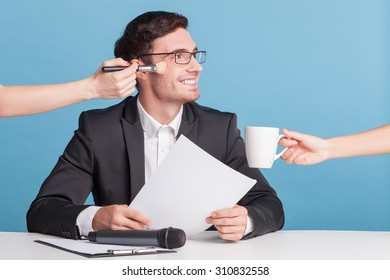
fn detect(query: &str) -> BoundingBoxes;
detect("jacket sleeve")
[26,111,95,239]
[224,114,285,239]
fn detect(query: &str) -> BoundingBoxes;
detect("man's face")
[145,28,203,105]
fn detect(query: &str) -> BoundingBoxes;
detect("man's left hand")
[206,205,248,241]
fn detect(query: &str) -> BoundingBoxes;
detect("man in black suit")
[27,11,284,241]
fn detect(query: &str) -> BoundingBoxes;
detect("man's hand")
[92,204,151,231]
[206,205,248,241]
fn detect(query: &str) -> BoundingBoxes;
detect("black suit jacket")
[27,96,284,239]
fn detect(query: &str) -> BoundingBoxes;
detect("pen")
[107,247,158,255]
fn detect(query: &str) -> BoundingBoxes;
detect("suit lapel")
[178,103,198,143]
[121,97,145,202]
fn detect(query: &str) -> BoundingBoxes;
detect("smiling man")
[27,11,284,241]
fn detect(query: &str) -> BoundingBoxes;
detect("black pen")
[107,247,158,255]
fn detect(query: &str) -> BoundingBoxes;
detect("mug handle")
[274,134,289,160]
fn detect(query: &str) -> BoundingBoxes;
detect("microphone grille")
[158,227,186,249]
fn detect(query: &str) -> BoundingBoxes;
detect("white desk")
[1,230,390,260]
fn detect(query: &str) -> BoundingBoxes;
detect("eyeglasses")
[138,50,206,65]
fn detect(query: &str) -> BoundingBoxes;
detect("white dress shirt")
[76,98,252,237]
[137,99,182,181]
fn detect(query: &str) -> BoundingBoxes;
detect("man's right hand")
[92,204,151,231]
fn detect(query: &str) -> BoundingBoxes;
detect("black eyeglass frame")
[137,50,206,65]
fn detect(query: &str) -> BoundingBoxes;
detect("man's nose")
[187,57,203,72]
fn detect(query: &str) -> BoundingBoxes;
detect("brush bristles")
[154,61,167,74]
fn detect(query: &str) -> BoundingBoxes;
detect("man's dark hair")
[114,11,188,63]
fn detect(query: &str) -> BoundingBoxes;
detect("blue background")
[1,0,389,232]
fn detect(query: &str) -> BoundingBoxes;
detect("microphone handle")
[90,230,161,247]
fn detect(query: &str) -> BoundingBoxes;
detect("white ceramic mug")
[245,126,288,168]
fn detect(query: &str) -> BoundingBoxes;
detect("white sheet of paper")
[129,136,256,238]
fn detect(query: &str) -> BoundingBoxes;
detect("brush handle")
[102,65,157,72]
[101,66,127,72]
[138,65,159,72]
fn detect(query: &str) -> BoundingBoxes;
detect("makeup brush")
[102,61,166,74]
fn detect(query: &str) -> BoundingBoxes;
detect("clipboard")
[35,239,177,258]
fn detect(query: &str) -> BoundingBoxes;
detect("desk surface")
[1,230,390,260]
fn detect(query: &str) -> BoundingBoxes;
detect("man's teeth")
[181,79,196,85]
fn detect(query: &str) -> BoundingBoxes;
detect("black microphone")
[87,227,186,249]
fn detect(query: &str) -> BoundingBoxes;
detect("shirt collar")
[137,97,183,137]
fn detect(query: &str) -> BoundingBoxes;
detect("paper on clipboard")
[129,136,256,238]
